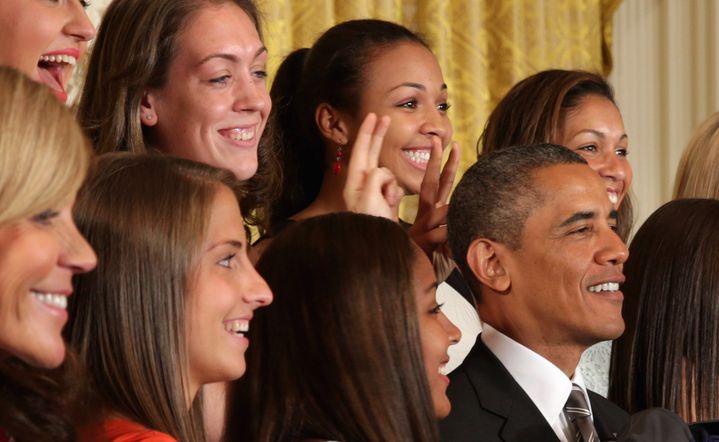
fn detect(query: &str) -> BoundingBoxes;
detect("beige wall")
[611,0,719,232]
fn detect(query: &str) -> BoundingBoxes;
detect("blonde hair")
[0,66,91,224]
[674,111,719,199]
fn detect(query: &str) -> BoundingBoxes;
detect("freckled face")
[413,250,460,419]
[0,199,96,368]
[351,42,453,194]
[185,186,272,397]
[0,0,95,102]
[144,3,271,181]
[556,94,632,207]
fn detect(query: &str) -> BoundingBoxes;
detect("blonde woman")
[0,66,96,442]
[674,111,719,199]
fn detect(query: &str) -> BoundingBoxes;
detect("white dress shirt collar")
[481,324,593,442]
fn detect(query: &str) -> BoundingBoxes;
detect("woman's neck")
[292,170,347,221]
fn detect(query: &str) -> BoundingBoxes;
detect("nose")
[596,150,627,183]
[596,225,629,266]
[243,265,273,308]
[65,1,96,43]
[61,222,97,274]
[232,74,270,115]
[440,312,462,345]
[420,109,451,144]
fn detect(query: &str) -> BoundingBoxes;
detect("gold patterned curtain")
[258,0,622,178]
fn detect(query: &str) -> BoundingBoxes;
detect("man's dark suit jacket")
[440,339,629,442]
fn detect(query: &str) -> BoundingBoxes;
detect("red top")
[0,431,10,442]
[79,418,177,442]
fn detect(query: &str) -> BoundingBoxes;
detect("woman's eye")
[209,75,231,85]
[32,209,59,226]
[218,254,236,268]
[616,147,628,157]
[79,0,92,8]
[438,102,451,112]
[577,144,598,153]
[252,69,268,80]
[399,100,417,109]
[430,303,444,315]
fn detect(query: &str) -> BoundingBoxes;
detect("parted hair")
[448,143,586,292]
[609,198,719,422]
[265,19,428,232]
[478,69,634,241]
[0,66,91,442]
[76,0,277,230]
[66,153,242,441]
[674,111,719,199]
[225,212,439,442]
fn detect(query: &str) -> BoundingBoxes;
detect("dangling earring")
[332,144,344,175]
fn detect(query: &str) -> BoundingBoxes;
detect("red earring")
[332,144,344,175]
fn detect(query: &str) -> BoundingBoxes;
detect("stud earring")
[144,114,153,120]
[332,144,344,175]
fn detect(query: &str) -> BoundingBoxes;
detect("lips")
[401,148,432,170]
[36,49,80,103]
[218,126,257,146]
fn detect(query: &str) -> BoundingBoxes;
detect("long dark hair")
[225,213,438,442]
[609,198,719,422]
[265,19,428,232]
[478,69,634,240]
[66,153,242,441]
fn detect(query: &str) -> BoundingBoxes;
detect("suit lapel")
[462,341,561,442]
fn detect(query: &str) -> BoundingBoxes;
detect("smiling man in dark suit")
[441,143,629,442]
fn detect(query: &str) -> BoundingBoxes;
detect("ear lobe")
[140,89,158,127]
[315,103,349,145]
[466,239,510,293]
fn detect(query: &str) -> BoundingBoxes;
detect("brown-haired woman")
[478,69,634,396]
[66,154,272,441]
[0,67,96,442]
[77,0,277,229]
[226,212,460,442]
[610,199,719,427]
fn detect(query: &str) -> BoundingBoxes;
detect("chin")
[230,160,259,182]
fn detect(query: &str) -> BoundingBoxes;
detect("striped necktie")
[564,383,600,442]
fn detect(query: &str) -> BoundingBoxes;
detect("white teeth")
[439,364,448,376]
[403,150,430,165]
[38,54,77,66]
[608,192,618,205]
[31,291,67,309]
[588,282,620,293]
[226,127,254,142]
[224,319,249,335]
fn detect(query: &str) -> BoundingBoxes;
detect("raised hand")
[409,136,461,259]
[343,113,404,220]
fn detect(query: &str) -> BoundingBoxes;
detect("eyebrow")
[573,128,628,141]
[559,209,619,227]
[559,211,596,227]
[388,82,448,93]
[196,47,268,67]
[206,239,245,252]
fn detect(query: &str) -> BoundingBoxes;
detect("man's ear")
[315,103,350,146]
[466,239,510,293]
[140,89,159,127]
